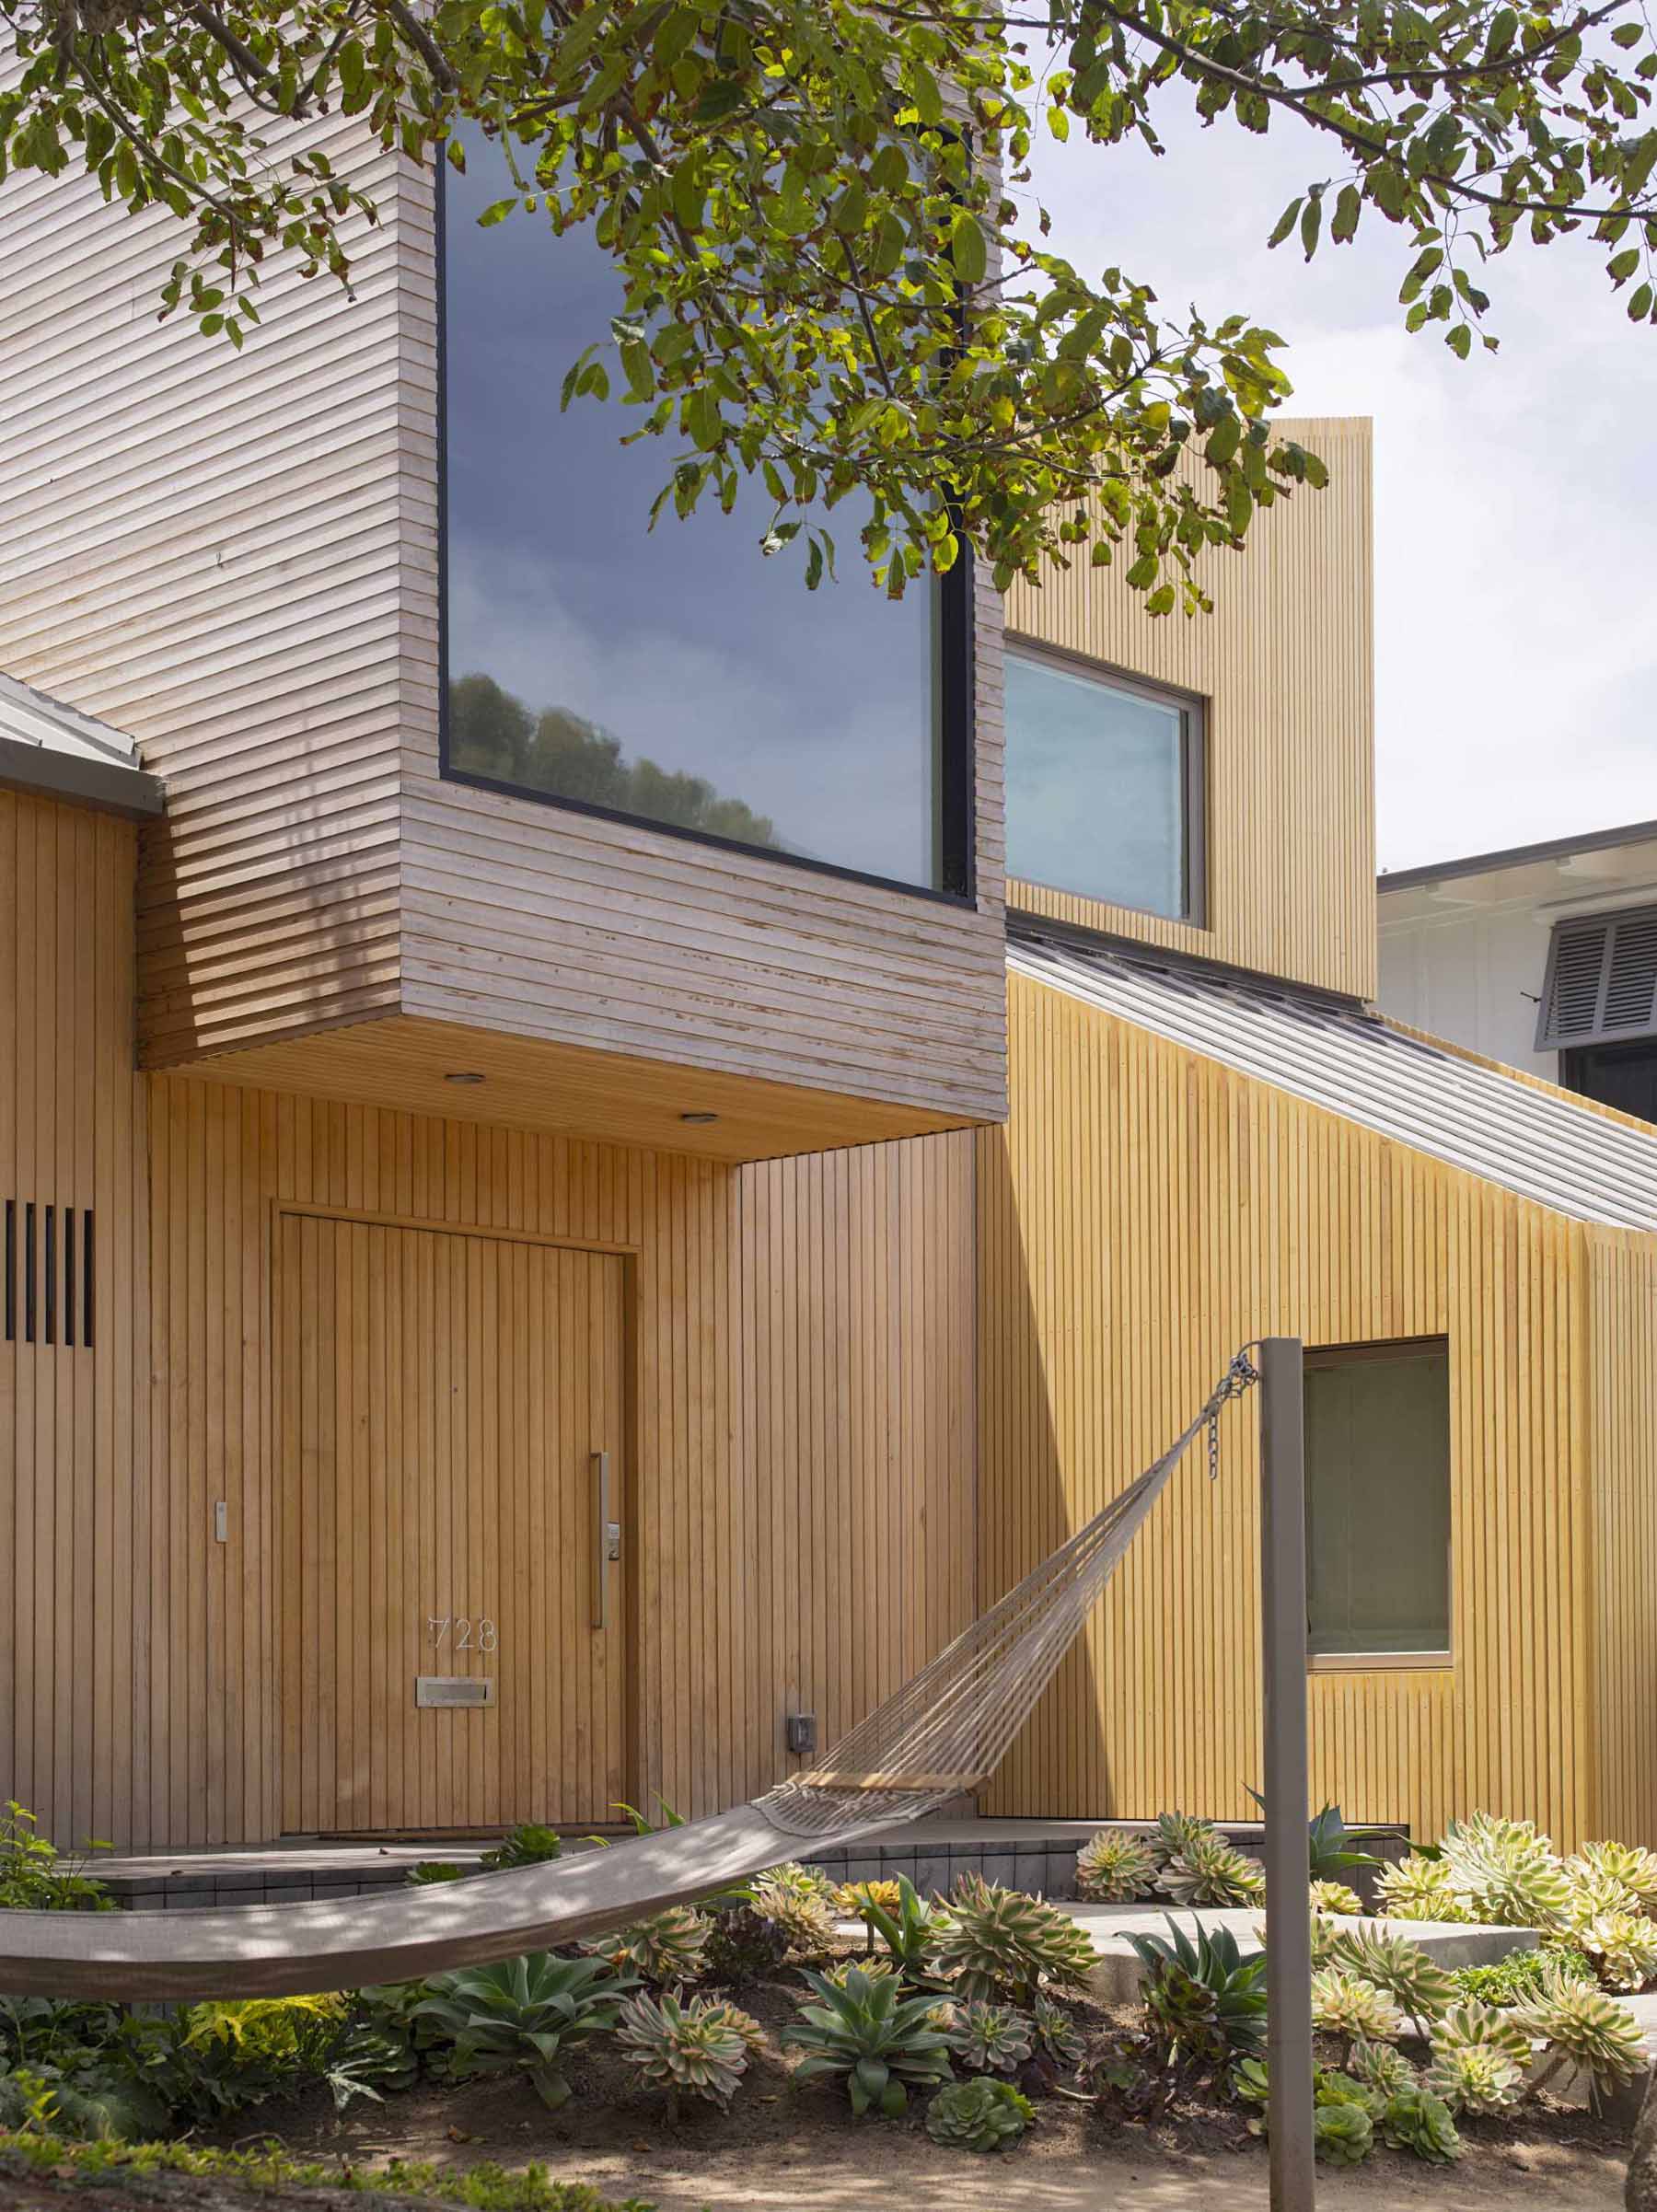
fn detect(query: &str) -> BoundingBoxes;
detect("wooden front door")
[278,1213,628,1835]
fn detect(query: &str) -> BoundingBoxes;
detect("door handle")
[592,1450,620,1631]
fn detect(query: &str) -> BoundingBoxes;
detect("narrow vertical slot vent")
[24,1203,35,1344]
[43,1204,55,1346]
[64,1207,75,1349]
[83,1210,94,1349]
[4,1201,13,1344]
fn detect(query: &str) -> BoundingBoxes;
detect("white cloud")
[1026,94,1657,869]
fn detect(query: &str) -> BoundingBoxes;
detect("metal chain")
[1207,1346,1261,1480]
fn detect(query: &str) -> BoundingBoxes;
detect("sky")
[1025,90,1657,872]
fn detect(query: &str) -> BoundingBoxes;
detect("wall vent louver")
[2,1199,93,1347]
[1538,904,1657,1049]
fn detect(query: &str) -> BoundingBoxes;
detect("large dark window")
[441,139,970,895]
[1304,1339,1452,1665]
[1004,644,1204,922]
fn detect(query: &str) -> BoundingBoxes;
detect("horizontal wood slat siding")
[1589,1233,1657,1847]
[979,969,1601,1846]
[1003,418,1375,1003]
[0,98,417,1065]
[1,801,977,1848]
[0,795,148,1851]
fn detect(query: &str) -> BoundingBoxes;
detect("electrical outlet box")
[785,1711,817,1757]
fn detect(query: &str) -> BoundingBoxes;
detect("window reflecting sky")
[443,137,943,887]
[1005,653,1189,919]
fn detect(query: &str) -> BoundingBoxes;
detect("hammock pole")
[1260,1336,1315,2211]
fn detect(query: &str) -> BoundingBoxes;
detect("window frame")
[1302,1335,1454,1674]
[1003,637,1209,929]
[435,164,979,909]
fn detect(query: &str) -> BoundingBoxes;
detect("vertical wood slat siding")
[979,970,1601,1847]
[0,105,414,1066]
[0,118,1008,1131]
[1589,1233,1657,1847]
[1003,418,1376,1005]
[0,796,148,1850]
[1,799,977,1847]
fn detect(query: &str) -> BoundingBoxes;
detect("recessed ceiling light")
[445,1071,486,1085]
[679,1110,719,1125]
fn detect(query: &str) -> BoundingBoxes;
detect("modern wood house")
[3,125,1656,1867]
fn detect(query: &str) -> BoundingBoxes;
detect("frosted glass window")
[1304,1344,1452,1659]
[1004,650,1200,921]
[442,134,966,893]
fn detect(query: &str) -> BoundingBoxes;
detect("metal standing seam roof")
[0,669,163,818]
[1008,925,1657,1235]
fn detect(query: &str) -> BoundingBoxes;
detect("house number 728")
[427,1616,498,1653]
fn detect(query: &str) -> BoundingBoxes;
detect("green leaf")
[1330,182,1362,246]
[1268,196,1304,249]
[1299,194,1322,261]
[1445,322,1471,358]
[1613,21,1644,48]
[1608,246,1640,284]
[1629,282,1653,320]
[950,207,988,284]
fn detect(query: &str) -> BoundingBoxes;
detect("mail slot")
[416,1675,496,1709]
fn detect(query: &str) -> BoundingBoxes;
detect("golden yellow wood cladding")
[1588,1233,1657,1850]
[2,799,978,1847]
[979,968,1605,1848]
[278,1216,628,1833]
[0,133,1008,1137]
[1003,418,1375,1003]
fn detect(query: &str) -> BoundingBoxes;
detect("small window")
[1004,645,1204,923]
[1304,1339,1452,1666]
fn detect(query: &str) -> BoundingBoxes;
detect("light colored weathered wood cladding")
[0,795,149,1853]
[0,799,977,1847]
[0,109,417,1068]
[1003,418,1375,1003]
[1588,1233,1657,1850]
[979,968,1600,1847]
[0,131,1006,1135]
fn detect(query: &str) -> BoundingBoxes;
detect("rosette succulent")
[930,1876,1096,2005]
[1439,1813,1572,1928]
[1309,1880,1364,1917]
[591,1905,711,1990]
[615,1989,750,2112]
[1327,1922,1454,2036]
[1311,1967,1405,2046]
[1517,1964,1647,2108]
[925,2077,1034,2151]
[944,1999,1034,2077]
[1375,1853,1470,1923]
[1380,2082,1463,2162]
[1425,2001,1530,2114]
[1074,1830,1157,1904]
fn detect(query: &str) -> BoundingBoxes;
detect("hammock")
[0,1353,1257,2000]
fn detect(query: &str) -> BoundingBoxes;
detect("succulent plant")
[704,1903,793,1984]
[589,1905,711,1989]
[1311,1966,1405,2045]
[479,1823,562,1871]
[944,1999,1034,2076]
[1326,1921,1455,2035]
[930,1875,1096,2005]
[699,1996,766,2054]
[1380,2081,1463,2162]
[1571,1906,1657,1993]
[1571,1839,1657,1908]
[1309,1879,1364,1917]
[837,1878,904,1921]
[615,1989,750,2112]
[1439,1812,1572,1928]
[1516,1963,1647,2108]
[782,1963,955,2115]
[1132,1917,1268,2063]
[1375,1853,1471,1923]
[1347,2037,1417,2099]
[412,1952,630,2109]
[925,2077,1035,2151]
[1156,1827,1265,1908]
[748,1868,837,1957]
[406,1860,467,1886]
[1074,1830,1157,1904]
[817,1956,899,1994]
[1313,2094,1373,2165]
[856,1873,949,1975]
[1147,1811,1217,1872]
[1031,1995,1083,2067]
[1425,2000,1531,2114]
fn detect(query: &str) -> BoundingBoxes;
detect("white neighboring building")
[1377,819,1657,1123]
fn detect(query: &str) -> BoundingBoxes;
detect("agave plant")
[1074,1829,1157,1904]
[1439,1812,1572,1928]
[615,1989,750,2114]
[412,1952,630,2109]
[1375,1853,1471,1923]
[1425,2000,1530,2114]
[1309,1879,1364,1917]
[1326,1922,1455,2037]
[704,1903,793,1985]
[1571,1839,1657,1908]
[589,1905,711,1990]
[817,1956,898,1994]
[1347,2037,1418,2099]
[1571,1906,1657,1993]
[925,2077,1034,2150]
[1131,1917,1268,2063]
[930,1876,1096,2005]
[1310,1967,1405,2047]
[858,1873,948,1976]
[1516,1963,1647,2109]
[1379,2081,1463,2162]
[944,1999,1034,2077]
[782,1964,955,2116]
